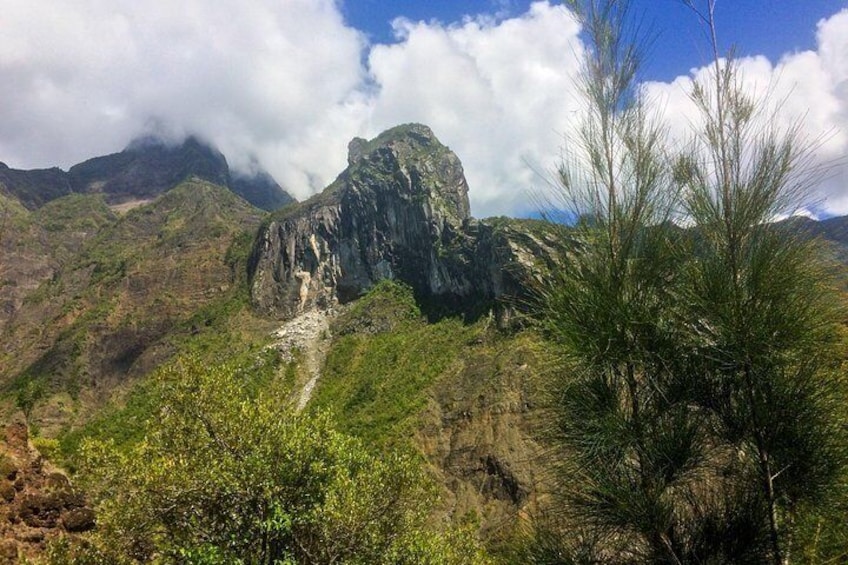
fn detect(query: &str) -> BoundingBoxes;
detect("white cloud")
[0,0,365,196]
[644,9,848,218]
[0,1,846,218]
[0,0,587,216]
[364,1,585,216]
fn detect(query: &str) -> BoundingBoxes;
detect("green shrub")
[51,354,487,564]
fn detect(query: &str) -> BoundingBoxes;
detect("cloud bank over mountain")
[1,1,846,217]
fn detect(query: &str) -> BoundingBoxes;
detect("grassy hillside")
[38,276,556,557]
[0,191,55,331]
[0,179,272,436]
[6,171,848,562]
[311,281,476,443]
[309,281,555,549]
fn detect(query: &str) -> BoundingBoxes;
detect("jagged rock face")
[250,123,565,320]
[0,421,94,563]
[251,124,482,318]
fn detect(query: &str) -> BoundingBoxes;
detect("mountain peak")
[124,135,167,152]
[347,124,438,166]
[67,136,230,203]
[0,136,294,211]
[342,124,470,224]
[251,125,488,318]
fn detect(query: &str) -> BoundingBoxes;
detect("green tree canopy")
[46,354,486,565]
[531,1,848,563]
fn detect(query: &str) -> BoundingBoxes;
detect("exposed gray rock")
[266,309,335,411]
[249,123,562,320]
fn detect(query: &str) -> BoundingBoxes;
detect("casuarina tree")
[533,1,847,563]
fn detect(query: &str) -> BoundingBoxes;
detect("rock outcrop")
[249,124,561,320]
[0,421,94,563]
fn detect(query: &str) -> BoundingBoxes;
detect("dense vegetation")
[311,281,480,443]
[527,1,848,563]
[40,353,486,565]
[4,2,848,564]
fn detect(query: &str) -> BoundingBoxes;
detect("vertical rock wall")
[251,124,479,318]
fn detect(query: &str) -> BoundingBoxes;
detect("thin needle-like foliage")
[531,1,848,563]
[677,3,848,563]
[535,2,711,563]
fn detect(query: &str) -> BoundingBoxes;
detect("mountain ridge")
[0,136,294,212]
[1,123,848,561]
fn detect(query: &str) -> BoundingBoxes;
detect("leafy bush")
[48,354,486,564]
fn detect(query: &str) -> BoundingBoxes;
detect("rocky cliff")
[249,124,561,320]
[0,421,93,563]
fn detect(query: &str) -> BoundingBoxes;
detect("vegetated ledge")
[248,123,565,323]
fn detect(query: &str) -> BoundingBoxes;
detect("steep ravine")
[266,309,335,411]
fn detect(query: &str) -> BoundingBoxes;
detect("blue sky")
[343,0,847,80]
[1,0,847,217]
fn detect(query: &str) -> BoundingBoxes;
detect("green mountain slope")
[0,179,269,435]
[3,125,848,562]
[309,281,553,547]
